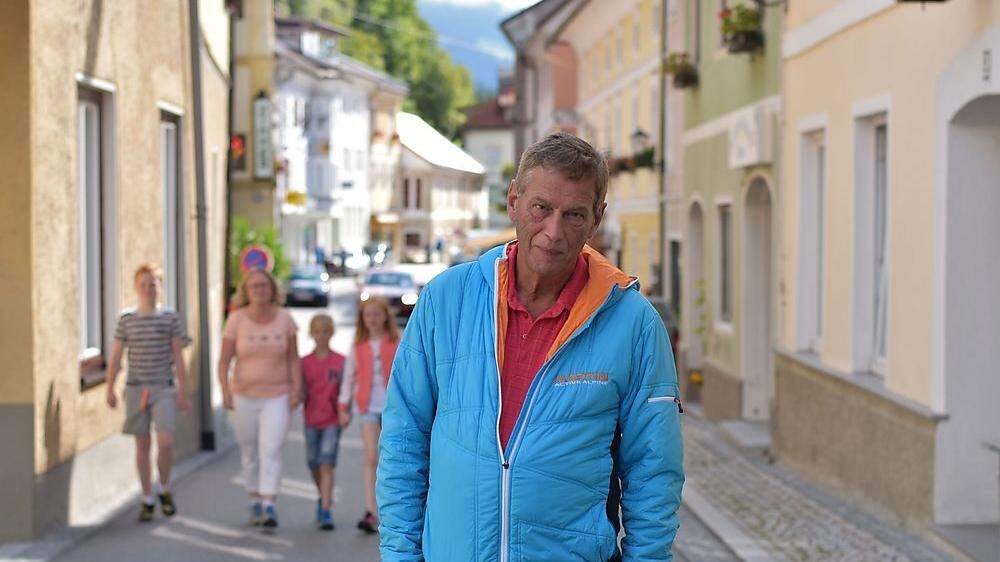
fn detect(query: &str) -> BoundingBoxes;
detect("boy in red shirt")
[301,313,346,531]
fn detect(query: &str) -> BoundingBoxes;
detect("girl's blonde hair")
[355,296,400,343]
[309,313,335,334]
[232,269,284,308]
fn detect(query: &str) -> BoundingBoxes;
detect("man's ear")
[591,201,607,237]
[507,179,518,223]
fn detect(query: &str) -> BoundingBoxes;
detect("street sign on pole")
[240,244,274,273]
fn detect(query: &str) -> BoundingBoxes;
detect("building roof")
[275,16,350,38]
[275,40,409,96]
[500,0,572,51]
[396,112,485,175]
[461,96,515,131]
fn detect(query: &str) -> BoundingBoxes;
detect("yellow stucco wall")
[781,2,996,407]
[28,0,229,473]
[0,1,34,407]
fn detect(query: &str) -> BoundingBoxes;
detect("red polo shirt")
[499,243,589,451]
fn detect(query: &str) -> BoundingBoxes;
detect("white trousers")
[232,394,290,497]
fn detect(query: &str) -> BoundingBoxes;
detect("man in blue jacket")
[378,132,684,561]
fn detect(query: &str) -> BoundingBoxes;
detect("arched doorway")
[685,202,705,371]
[936,94,1000,524]
[742,178,773,421]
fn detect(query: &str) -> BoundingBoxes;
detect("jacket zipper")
[493,256,512,562]
[647,395,684,413]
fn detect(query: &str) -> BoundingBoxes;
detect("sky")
[417,0,538,91]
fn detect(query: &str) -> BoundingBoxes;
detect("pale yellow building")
[231,0,277,227]
[0,0,231,541]
[559,0,665,292]
[778,0,1000,542]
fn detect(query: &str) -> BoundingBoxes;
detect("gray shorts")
[123,385,176,436]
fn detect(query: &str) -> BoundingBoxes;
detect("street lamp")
[630,127,650,154]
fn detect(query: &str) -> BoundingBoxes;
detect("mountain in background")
[417,0,519,93]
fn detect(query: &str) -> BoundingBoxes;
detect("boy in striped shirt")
[105,264,190,522]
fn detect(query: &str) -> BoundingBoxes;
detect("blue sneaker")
[250,502,263,526]
[319,508,334,531]
[316,499,322,523]
[262,504,278,528]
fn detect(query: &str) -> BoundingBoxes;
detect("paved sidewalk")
[682,413,956,562]
[50,413,381,562]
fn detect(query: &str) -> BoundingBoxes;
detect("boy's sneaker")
[138,502,155,523]
[315,499,322,523]
[250,502,264,526]
[158,491,177,516]
[318,508,334,531]
[357,511,377,534]
[262,504,279,529]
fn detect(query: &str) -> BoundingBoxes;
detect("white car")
[359,270,420,319]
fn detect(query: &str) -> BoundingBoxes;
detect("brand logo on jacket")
[554,372,609,387]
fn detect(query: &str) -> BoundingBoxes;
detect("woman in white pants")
[218,269,301,528]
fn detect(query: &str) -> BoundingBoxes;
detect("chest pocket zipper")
[647,395,684,413]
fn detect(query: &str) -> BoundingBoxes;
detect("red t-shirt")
[302,350,347,428]
[499,243,589,451]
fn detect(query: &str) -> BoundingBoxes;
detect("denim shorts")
[304,425,341,470]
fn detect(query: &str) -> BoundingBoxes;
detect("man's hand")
[176,392,191,412]
[339,410,352,427]
[222,391,234,411]
[288,394,301,411]
[106,388,118,409]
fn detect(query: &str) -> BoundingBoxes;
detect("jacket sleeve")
[377,289,438,562]
[617,314,685,561]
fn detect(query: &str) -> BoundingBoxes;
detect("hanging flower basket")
[665,52,698,89]
[720,5,764,54]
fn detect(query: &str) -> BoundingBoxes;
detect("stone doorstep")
[0,442,235,562]
[927,523,1000,562]
[717,420,772,453]
[682,483,785,562]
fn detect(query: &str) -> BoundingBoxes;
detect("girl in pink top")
[217,269,301,529]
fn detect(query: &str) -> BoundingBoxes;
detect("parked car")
[360,270,420,319]
[647,296,680,356]
[286,264,331,307]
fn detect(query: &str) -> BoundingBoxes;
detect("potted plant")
[665,52,698,89]
[719,4,764,54]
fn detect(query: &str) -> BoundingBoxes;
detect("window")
[798,130,825,352]
[416,178,423,210]
[343,148,351,172]
[160,112,184,313]
[605,43,611,72]
[402,178,410,208]
[405,231,422,248]
[78,85,114,386]
[653,4,661,36]
[633,21,641,53]
[718,203,732,323]
[873,124,889,364]
[632,93,640,130]
[614,106,622,153]
[616,31,623,64]
[852,112,889,374]
[651,82,660,142]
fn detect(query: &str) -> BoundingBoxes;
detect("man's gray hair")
[514,132,609,214]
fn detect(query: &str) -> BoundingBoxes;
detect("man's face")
[508,166,605,280]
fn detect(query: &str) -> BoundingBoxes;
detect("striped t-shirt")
[114,308,188,385]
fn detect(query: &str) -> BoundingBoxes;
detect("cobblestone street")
[682,414,955,562]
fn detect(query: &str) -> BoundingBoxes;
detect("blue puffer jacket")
[378,244,684,562]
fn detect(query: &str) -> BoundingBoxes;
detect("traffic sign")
[240,244,274,273]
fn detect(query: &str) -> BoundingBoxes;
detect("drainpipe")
[658,0,669,301]
[186,0,215,451]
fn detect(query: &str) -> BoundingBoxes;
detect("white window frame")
[851,104,890,377]
[77,77,117,387]
[797,126,826,353]
[160,109,184,314]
